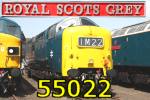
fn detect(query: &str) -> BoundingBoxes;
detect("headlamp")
[8,47,19,55]
[9,49,14,54]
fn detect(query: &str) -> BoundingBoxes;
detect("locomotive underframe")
[28,64,106,80]
[114,65,150,84]
[0,68,22,93]
[27,61,112,84]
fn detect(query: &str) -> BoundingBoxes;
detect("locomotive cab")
[0,17,25,93]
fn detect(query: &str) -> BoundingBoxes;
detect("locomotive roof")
[36,30,46,40]
[57,17,98,26]
[0,17,26,41]
[112,20,150,38]
[35,17,98,40]
[0,17,20,27]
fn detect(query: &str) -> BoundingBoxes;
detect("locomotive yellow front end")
[0,33,21,69]
[0,17,25,93]
[62,26,112,79]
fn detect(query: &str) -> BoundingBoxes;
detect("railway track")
[1,73,149,100]
[9,95,18,100]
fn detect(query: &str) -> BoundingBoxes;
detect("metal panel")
[127,23,148,34]
[112,28,127,37]
[113,31,150,67]
[47,30,62,73]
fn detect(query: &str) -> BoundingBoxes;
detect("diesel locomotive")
[0,17,25,93]
[112,20,150,84]
[27,17,113,81]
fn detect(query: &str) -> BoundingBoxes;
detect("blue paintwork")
[34,31,47,62]
[34,30,63,74]
[113,31,150,67]
[46,30,63,73]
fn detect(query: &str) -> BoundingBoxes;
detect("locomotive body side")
[112,21,150,84]
[34,31,47,62]
[47,30,62,74]
[113,31,150,67]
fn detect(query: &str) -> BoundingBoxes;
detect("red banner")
[2,2,145,16]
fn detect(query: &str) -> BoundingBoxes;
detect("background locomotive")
[112,20,150,84]
[26,17,113,81]
[0,17,25,93]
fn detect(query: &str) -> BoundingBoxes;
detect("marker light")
[9,49,14,54]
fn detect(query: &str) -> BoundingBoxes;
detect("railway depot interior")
[0,17,150,100]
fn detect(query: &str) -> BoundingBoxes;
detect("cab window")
[56,18,80,32]
[0,19,22,39]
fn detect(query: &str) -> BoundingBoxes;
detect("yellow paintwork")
[62,26,112,76]
[0,33,21,68]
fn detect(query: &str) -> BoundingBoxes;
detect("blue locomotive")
[26,17,113,81]
[112,20,150,84]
